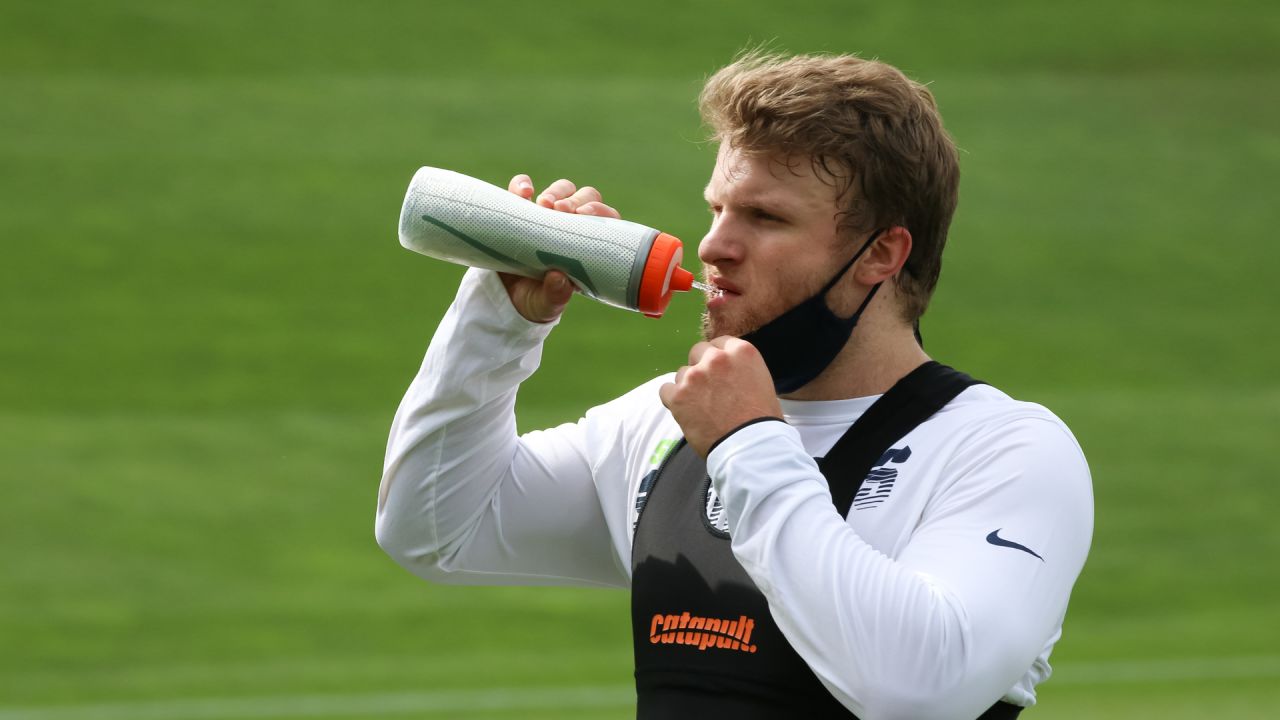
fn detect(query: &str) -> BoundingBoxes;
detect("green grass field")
[3,1,1278,717]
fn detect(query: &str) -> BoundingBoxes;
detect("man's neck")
[779,314,930,401]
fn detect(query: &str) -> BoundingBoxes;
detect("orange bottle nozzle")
[638,232,694,318]
[670,266,694,293]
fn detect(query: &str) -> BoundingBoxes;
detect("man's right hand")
[499,174,620,324]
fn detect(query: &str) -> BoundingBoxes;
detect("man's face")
[699,145,849,339]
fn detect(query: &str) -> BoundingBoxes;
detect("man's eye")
[753,209,784,223]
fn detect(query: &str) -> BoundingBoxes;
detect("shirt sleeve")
[706,416,1093,720]
[375,268,631,589]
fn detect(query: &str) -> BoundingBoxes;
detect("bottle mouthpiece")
[638,232,697,318]
[671,266,694,293]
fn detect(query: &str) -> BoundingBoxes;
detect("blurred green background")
[2,0,1278,717]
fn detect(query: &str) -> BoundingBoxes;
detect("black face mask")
[741,229,885,394]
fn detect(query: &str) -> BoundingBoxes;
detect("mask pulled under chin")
[740,229,885,394]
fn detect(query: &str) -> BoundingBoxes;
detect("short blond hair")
[699,52,960,321]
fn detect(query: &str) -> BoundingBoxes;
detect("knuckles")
[697,341,759,371]
[682,364,709,387]
[688,341,712,364]
[703,348,730,370]
[726,337,759,360]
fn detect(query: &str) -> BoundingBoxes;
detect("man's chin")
[700,310,756,341]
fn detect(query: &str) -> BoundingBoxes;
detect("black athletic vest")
[631,362,1023,719]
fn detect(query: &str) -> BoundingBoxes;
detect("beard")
[699,310,718,341]
[700,293,795,340]
[700,270,830,341]
[700,309,757,341]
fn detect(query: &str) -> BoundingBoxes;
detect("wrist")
[477,269,563,333]
[706,416,786,457]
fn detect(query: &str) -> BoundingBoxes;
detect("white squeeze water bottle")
[398,167,696,318]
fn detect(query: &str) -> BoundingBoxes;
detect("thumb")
[544,271,574,306]
[520,271,572,322]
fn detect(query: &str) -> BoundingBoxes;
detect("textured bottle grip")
[398,167,690,315]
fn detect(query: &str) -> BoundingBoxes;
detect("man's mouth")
[704,276,741,309]
[706,276,741,297]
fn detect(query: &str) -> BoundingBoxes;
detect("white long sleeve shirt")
[376,268,1094,720]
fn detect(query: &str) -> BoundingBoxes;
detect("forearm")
[710,425,979,719]
[708,421,1090,720]
[375,269,622,587]
[377,268,550,558]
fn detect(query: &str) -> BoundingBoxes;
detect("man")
[376,52,1092,720]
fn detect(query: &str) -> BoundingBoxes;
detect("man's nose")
[698,216,742,267]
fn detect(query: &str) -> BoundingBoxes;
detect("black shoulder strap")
[820,361,981,517]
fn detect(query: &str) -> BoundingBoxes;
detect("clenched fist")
[659,336,784,457]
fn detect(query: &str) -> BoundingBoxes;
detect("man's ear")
[854,226,912,285]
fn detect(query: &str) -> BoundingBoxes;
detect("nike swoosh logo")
[419,213,537,274]
[419,213,599,294]
[986,529,1044,561]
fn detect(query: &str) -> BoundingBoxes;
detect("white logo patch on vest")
[705,484,729,534]
[852,445,912,510]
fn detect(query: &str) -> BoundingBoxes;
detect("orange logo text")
[649,612,757,653]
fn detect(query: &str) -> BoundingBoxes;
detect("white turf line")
[2,656,1278,720]
[0,686,635,720]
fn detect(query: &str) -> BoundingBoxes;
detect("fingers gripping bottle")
[398,167,695,318]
